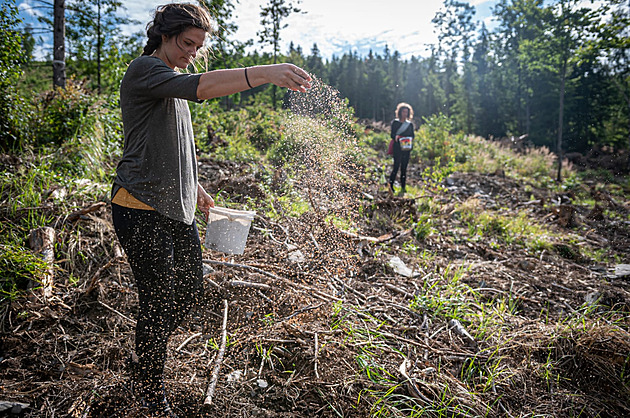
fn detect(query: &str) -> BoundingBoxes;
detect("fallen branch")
[205,277,221,288]
[314,333,320,380]
[331,276,367,302]
[230,280,271,291]
[176,332,202,352]
[98,301,136,326]
[283,303,325,321]
[399,359,432,404]
[203,259,340,302]
[448,319,478,351]
[257,290,274,304]
[204,299,229,406]
[53,202,106,227]
[85,258,117,295]
[383,283,413,298]
[336,227,413,244]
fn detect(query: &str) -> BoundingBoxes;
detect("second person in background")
[388,102,415,196]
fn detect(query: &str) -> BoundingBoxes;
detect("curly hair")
[395,102,414,121]
[142,3,213,57]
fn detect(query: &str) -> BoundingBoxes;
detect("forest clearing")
[1,85,629,416]
[2,0,630,416]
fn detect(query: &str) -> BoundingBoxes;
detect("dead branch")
[336,227,413,244]
[229,280,271,291]
[314,333,320,380]
[97,301,136,325]
[206,277,221,288]
[331,276,367,302]
[448,319,478,351]
[176,332,202,352]
[257,289,274,304]
[85,258,117,295]
[53,202,106,227]
[383,283,413,298]
[283,303,325,321]
[399,359,432,404]
[204,299,229,406]
[203,259,340,302]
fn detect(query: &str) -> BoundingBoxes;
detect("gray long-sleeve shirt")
[113,56,203,224]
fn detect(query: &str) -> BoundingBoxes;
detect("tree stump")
[555,204,576,227]
[28,227,56,299]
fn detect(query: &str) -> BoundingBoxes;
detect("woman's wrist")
[244,67,253,89]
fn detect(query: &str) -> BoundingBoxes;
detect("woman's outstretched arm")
[196,64,311,100]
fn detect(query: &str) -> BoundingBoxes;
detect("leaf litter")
[1,79,630,417]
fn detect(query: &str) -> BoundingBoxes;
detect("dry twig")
[314,333,320,380]
[203,259,340,302]
[204,299,229,406]
[97,301,136,325]
[229,280,271,291]
[176,332,202,352]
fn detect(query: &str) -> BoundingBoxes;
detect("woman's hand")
[258,64,312,93]
[197,183,214,221]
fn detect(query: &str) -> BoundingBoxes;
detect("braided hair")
[143,3,213,57]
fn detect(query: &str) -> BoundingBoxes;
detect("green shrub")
[416,113,458,165]
[192,104,280,162]
[247,108,283,151]
[0,0,27,151]
[32,80,98,146]
[1,243,48,301]
[267,133,306,166]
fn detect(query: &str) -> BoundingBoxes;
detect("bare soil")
[1,154,629,417]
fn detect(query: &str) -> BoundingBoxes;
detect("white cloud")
[17,0,501,61]
[233,0,444,59]
[18,1,42,18]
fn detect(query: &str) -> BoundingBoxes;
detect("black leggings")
[389,144,411,190]
[112,203,203,392]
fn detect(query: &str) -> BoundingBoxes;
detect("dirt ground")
[1,153,630,417]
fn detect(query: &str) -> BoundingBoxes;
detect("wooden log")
[28,227,55,299]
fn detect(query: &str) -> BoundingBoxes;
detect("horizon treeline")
[9,0,630,157]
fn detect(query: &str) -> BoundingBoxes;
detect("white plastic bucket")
[204,206,256,255]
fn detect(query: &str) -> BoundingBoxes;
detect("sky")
[17,0,500,60]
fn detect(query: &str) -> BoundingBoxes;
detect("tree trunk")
[627,98,630,171]
[53,0,66,88]
[97,0,101,94]
[525,99,531,137]
[556,64,566,182]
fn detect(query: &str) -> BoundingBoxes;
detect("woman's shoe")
[140,394,179,418]
[135,380,179,418]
